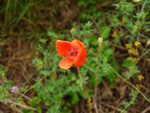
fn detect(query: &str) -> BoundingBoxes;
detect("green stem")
[77,67,84,90]
[93,44,101,113]
[18,73,50,100]
[95,44,101,96]
[77,67,88,97]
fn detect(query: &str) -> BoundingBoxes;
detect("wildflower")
[134,25,138,31]
[56,39,87,69]
[125,43,131,49]
[134,41,141,47]
[10,86,19,93]
[133,0,141,3]
[138,75,144,81]
[112,31,118,38]
[136,84,141,89]
[128,48,138,56]
[98,37,103,45]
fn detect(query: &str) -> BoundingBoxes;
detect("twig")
[101,102,117,110]
[1,98,36,110]
[141,106,150,113]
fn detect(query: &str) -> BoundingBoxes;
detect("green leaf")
[33,96,41,104]
[90,35,98,46]
[23,110,34,113]
[100,26,111,39]
[70,93,79,105]
[79,88,94,99]
[87,6,96,13]
[79,13,87,21]
[36,106,42,113]
[68,72,77,81]
[122,59,134,68]
[89,74,102,88]
[104,48,114,56]
[111,59,119,72]
[44,100,50,107]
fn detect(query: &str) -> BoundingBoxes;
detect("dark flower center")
[70,49,75,56]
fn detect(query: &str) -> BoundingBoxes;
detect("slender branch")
[1,98,36,110]
[110,66,150,103]
[93,38,103,113]
[77,67,84,90]
[77,67,88,97]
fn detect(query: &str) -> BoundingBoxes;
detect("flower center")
[70,49,75,56]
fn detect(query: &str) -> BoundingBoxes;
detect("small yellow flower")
[136,84,141,89]
[138,75,144,81]
[134,25,138,30]
[133,50,138,56]
[127,57,133,61]
[128,48,138,56]
[112,31,118,38]
[11,104,16,107]
[116,18,125,25]
[125,43,132,49]
[134,41,141,47]
[4,101,7,104]
[127,57,139,63]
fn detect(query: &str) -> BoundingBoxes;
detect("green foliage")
[113,0,135,15]
[1,0,149,112]
[0,65,12,102]
[100,26,111,39]
[118,90,138,113]
[77,0,96,7]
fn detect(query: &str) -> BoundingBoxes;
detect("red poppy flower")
[56,39,87,69]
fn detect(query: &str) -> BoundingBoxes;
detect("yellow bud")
[98,37,103,45]
[70,29,75,34]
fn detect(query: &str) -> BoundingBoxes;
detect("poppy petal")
[74,48,87,67]
[71,39,87,67]
[59,56,74,69]
[56,40,72,56]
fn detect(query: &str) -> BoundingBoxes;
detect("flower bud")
[70,29,75,35]
[98,37,103,45]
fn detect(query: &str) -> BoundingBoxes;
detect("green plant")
[118,90,138,113]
